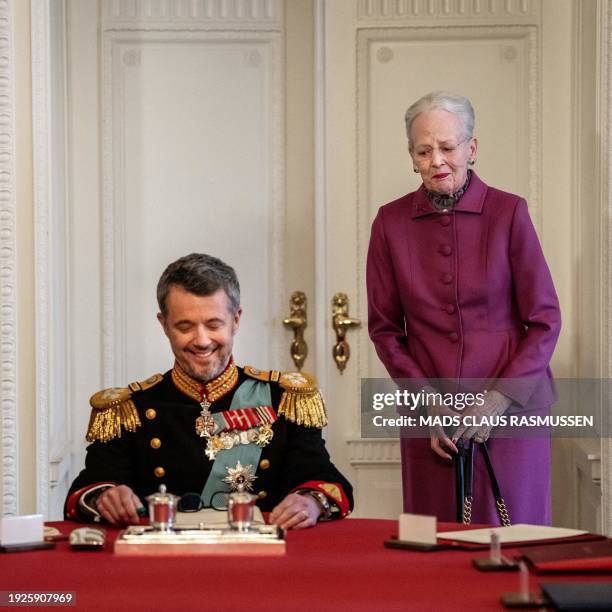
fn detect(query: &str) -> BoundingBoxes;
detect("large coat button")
[145,409,156,420]
[259,459,270,470]
[448,332,459,343]
[154,467,165,478]
[440,245,452,256]
[150,438,162,449]
[441,273,453,284]
[257,490,268,499]
[440,216,451,226]
[445,304,456,314]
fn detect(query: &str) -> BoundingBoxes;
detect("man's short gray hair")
[157,253,240,316]
[404,91,475,150]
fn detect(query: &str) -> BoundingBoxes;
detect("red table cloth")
[0,519,609,611]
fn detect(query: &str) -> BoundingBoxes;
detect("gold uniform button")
[145,409,156,420]
[150,438,162,449]
[154,467,165,478]
[257,490,267,499]
[259,459,270,470]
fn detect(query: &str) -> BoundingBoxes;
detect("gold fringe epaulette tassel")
[277,371,328,429]
[86,374,162,443]
[86,397,141,443]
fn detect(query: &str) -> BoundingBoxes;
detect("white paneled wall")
[103,31,283,384]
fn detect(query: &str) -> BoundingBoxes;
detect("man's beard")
[180,350,230,383]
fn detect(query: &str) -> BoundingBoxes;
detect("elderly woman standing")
[366,91,561,525]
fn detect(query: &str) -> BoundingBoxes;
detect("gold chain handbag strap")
[496,498,511,527]
[456,441,511,527]
[481,441,512,527]
[455,440,474,525]
[463,495,473,525]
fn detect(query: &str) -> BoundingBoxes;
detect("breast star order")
[223,461,257,492]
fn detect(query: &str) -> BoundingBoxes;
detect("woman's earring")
[468,159,475,166]
[413,168,419,173]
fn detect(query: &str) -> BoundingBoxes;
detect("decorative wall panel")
[101,14,284,385]
[101,0,281,30]
[356,0,540,24]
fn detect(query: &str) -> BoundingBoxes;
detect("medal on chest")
[224,461,257,492]
[195,398,216,438]
[202,406,278,461]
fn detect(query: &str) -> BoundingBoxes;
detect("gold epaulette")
[277,371,327,429]
[86,373,163,443]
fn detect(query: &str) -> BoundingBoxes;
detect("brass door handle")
[331,293,361,373]
[283,291,308,371]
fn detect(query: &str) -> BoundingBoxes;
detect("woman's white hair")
[404,91,475,150]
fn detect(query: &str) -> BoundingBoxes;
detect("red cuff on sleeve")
[291,480,351,517]
[65,482,116,521]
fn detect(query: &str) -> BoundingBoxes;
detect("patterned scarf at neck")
[425,170,472,211]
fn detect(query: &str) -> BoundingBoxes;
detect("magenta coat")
[366,172,561,524]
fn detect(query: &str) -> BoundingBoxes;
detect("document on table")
[438,524,588,544]
[175,507,265,529]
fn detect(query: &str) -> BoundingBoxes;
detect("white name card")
[0,514,44,545]
[399,513,437,545]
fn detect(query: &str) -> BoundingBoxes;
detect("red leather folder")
[520,540,612,573]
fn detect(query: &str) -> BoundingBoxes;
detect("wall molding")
[268,28,285,370]
[0,0,18,516]
[101,26,116,386]
[101,0,282,30]
[31,0,52,517]
[601,0,612,537]
[356,0,541,25]
[31,0,72,519]
[348,439,401,465]
[313,0,329,396]
[564,0,602,531]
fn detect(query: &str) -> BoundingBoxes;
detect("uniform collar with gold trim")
[171,358,239,403]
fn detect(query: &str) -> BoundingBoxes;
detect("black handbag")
[455,440,511,527]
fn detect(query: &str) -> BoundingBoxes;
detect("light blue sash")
[201,379,272,504]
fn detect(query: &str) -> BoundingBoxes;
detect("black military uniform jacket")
[65,360,353,521]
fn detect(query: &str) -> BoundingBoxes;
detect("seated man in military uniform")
[65,253,353,529]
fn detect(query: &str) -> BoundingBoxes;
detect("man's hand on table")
[95,485,144,525]
[268,492,321,530]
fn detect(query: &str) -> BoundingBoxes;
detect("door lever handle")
[331,293,361,373]
[282,291,308,371]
